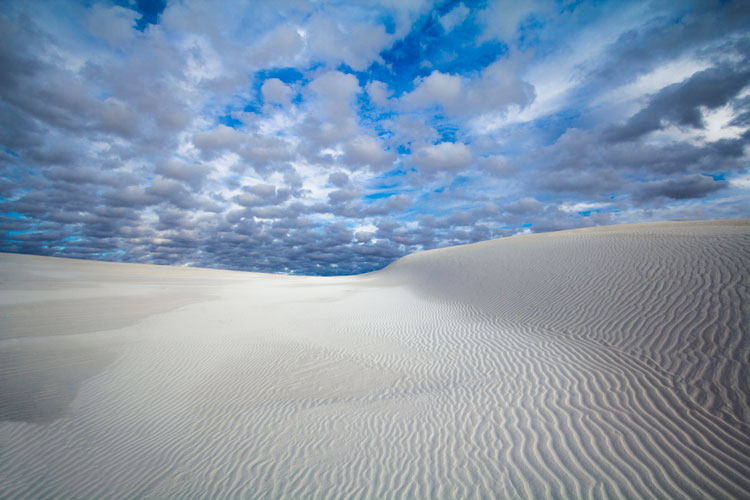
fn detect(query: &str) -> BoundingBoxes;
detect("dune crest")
[1,220,749,499]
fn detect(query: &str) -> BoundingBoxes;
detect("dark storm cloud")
[530,123,748,204]
[589,0,750,86]
[633,175,726,202]
[605,63,750,142]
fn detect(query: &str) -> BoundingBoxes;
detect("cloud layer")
[1,0,749,274]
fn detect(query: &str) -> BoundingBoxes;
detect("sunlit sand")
[1,220,748,498]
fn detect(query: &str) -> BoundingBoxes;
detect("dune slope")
[0,220,748,499]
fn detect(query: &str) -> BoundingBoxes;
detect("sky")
[1,0,749,275]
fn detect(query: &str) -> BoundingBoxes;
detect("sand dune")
[1,220,748,499]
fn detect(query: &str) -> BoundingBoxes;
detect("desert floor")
[1,220,749,499]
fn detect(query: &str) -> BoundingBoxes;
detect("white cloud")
[401,71,462,112]
[401,57,533,117]
[299,71,363,149]
[366,81,392,107]
[478,0,551,43]
[701,104,747,142]
[593,57,710,114]
[560,202,609,213]
[729,174,750,189]
[439,3,470,32]
[299,11,396,71]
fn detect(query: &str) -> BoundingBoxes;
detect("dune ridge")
[1,220,748,499]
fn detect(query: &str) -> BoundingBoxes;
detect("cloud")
[588,0,750,88]
[439,3,470,32]
[250,25,306,67]
[193,125,244,156]
[354,230,373,242]
[192,126,295,171]
[411,142,473,171]
[84,4,139,47]
[342,136,396,171]
[261,78,293,106]
[303,13,393,71]
[1,0,748,276]
[155,159,212,190]
[401,71,462,111]
[605,63,750,142]
[328,186,361,203]
[366,80,392,107]
[477,0,552,44]
[505,197,543,215]
[477,154,513,175]
[400,57,535,117]
[633,175,726,202]
[328,171,350,187]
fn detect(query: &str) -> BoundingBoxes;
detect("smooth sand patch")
[0,220,748,499]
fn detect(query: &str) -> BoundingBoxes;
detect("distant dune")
[1,220,748,499]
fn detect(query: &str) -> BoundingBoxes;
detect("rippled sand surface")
[1,220,748,499]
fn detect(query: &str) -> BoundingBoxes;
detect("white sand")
[1,220,748,499]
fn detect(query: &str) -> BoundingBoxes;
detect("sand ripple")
[1,220,748,499]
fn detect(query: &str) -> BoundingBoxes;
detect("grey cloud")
[328,187,361,203]
[145,178,199,210]
[237,135,297,169]
[411,142,473,172]
[729,96,750,127]
[590,0,750,87]
[155,208,196,231]
[477,155,514,176]
[261,78,292,106]
[155,160,212,190]
[328,172,350,187]
[193,126,244,156]
[362,194,413,216]
[234,184,291,207]
[505,197,543,215]
[304,13,393,71]
[470,202,499,218]
[531,125,748,201]
[444,211,473,226]
[42,166,136,188]
[342,136,396,171]
[355,231,373,242]
[605,63,750,142]
[633,175,726,202]
[400,57,535,118]
[246,184,277,198]
[105,186,160,208]
[193,126,296,172]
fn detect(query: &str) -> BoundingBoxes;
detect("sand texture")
[1,220,749,499]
